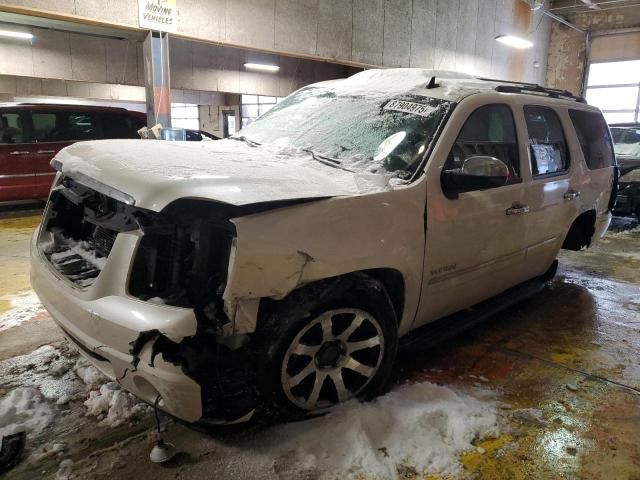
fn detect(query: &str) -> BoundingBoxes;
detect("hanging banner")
[138,0,178,33]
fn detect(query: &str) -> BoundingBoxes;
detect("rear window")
[101,113,144,139]
[569,110,615,169]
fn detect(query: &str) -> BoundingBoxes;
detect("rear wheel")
[253,274,398,419]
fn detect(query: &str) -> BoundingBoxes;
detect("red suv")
[0,103,145,202]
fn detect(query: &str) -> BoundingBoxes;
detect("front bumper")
[30,230,203,422]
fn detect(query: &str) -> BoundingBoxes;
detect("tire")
[252,273,398,420]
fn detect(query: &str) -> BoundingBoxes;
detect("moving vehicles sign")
[138,0,177,32]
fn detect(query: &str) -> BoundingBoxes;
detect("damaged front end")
[34,176,274,424]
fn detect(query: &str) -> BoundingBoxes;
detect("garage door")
[586,33,640,124]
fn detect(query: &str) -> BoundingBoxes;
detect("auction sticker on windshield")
[383,99,437,117]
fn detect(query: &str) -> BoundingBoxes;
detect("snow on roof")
[310,68,498,102]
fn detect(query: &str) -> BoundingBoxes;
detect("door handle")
[506,203,530,215]
[36,149,56,154]
[563,190,580,200]
[9,150,30,155]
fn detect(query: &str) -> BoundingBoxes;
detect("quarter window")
[568,110,615,170]
[524,106,569,176]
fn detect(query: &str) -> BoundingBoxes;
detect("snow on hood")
[55,139,389,212]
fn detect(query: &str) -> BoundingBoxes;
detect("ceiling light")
[495,35,534,49]
[244,63,280,72]
[0,29,33,40]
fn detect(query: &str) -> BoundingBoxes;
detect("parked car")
[0,103,147,202]
[613,166,640,219]
[31,70,616,425]
[610,123,640,175]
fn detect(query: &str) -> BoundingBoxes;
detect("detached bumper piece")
[0,431,26,475]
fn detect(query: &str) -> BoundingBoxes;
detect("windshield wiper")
[302,148,342,166]
[303,149,356,173]
[229,135,261,147]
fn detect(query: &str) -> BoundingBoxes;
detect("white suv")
[31,69,616,424]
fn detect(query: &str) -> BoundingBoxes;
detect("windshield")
[236,87,453,178]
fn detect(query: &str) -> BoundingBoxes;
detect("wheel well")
[562,210,596,251]
[257,269,406,329]
[363,268,405,325]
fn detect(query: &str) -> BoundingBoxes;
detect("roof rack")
[478,77,587,103]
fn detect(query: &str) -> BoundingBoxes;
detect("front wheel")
[253,274,398,419]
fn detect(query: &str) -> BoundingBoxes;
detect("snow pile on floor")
[74,357,107,387]
[83,382,149,427]
[0,387,55,439]
[0,292,45,332]
[72,357,149,426]
[269,382,500,479]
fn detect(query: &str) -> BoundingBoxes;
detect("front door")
[416,102,531,327]
[30,109,99,198]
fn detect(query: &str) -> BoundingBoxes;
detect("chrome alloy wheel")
[280,308,385,411]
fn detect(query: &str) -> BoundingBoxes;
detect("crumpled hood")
[55,139,386,212]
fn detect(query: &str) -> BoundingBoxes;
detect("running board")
[399,278,546,355]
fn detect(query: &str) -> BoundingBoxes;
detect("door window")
[442,104,520,196]
[32,111,97,142]
[0,112,28,144]
[568,110,615,170]
[524,106,569,176]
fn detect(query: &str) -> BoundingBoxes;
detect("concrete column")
[143,31,171,127]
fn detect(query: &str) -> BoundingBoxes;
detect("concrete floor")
[1,213,639,479]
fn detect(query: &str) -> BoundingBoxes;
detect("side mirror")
[442,156,511,198]
[461,155,510,180]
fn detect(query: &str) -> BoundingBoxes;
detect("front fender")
[222,183,427,335]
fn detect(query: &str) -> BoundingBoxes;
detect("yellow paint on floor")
[550,351,578,364]
[0,215,41,230]
[461,435,513,472]
[0,258,33,296]
[0,298,10,314]
[0,214,40,297]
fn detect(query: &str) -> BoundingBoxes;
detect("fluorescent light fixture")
[244,63,280,72]
[495,35,534,49]
[0,29,33,40]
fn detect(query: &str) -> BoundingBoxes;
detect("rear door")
[0,109,36,201]
[31,108,99,197]
[520,105,579,277]
[417,101,530,326]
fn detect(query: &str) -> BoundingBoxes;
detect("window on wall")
[241,95,283,128]
[171,103,199,130]
[586,60,640,124]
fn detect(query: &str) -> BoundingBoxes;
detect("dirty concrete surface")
[0,213,638,479]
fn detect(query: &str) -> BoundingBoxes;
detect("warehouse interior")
[0,0,639,479]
